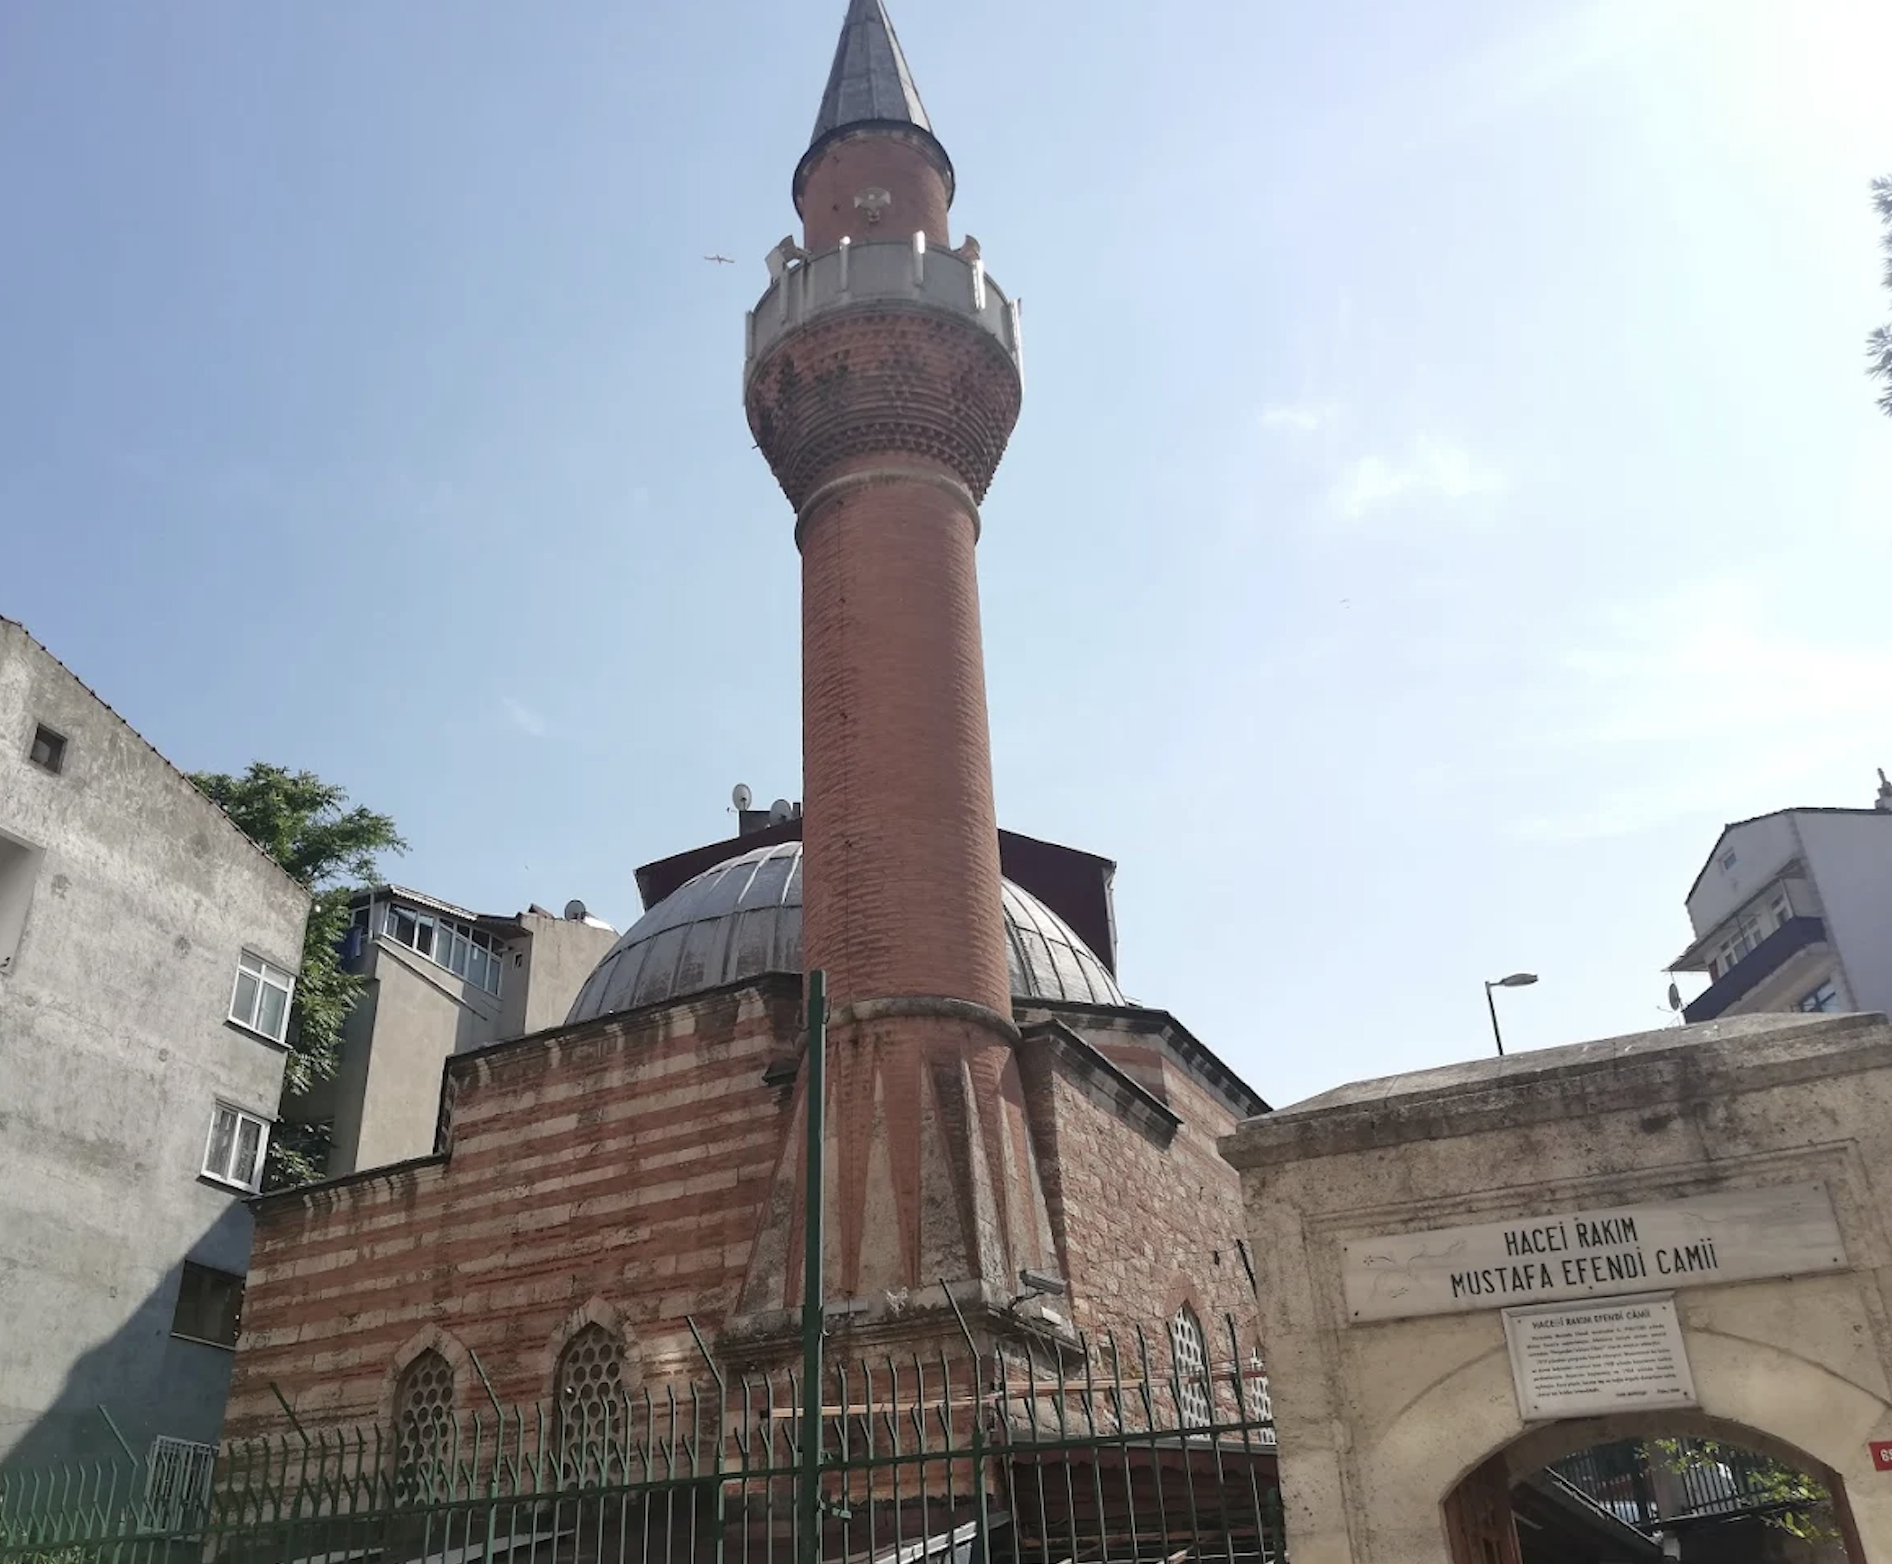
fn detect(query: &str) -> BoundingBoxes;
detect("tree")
[1870,176,1892,416]
[188,764,405,1188]
[1649,1438,1835,1544]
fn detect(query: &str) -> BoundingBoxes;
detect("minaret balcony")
[744,236,1023,393]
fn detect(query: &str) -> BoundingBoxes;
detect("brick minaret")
[735,0,1059,1336]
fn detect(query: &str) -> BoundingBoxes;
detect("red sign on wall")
[1870,1441,1892,1472]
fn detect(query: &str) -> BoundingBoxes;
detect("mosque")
[225,0,1269,1434]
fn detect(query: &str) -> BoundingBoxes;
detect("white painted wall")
[0,620,310,1469]
[1684,813,1803,941]
[497,912,619,1040]
[1797,812,1892,1017]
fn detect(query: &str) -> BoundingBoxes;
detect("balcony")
[1683,915,1828,1022]
[743,237,1023,391]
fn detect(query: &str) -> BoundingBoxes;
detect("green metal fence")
[0,1313,1281,1564]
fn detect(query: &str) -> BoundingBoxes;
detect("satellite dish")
[564,899,589,923]
[732,783,753,811]
[768,798,792,824]
[1666,982,1683,1013]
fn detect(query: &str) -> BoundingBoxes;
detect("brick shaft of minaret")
[739,1,1046,1311]
[799,445,1009,1015]
[794,128,1002,1014]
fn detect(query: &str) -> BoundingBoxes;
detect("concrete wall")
[342,942,487,1172]
[1798,813,1892,1016]
[316,911,620,1177]
[0,621,310,1468]
[498,912,619,1039]
[1222,1013,1892,1564]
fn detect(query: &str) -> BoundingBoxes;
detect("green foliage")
[1870,176,1892,417]
[265,1114,336,1191]
[1649,1437,1835,1543]
[188,764,405,1189]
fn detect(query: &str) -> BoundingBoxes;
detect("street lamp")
[1484,972,1538,1056]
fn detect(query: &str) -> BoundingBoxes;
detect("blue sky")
[4,0,1887,1108]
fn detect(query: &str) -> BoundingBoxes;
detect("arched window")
[1169,1305,1211,1433]
[556,1324,626,1480]
[393,1349,455,1500]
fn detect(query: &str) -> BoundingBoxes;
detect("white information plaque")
[1503,1293,1697,1420]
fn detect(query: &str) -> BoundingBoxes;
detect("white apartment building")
[1670,775,1892,1022]
[282,886,617,1176]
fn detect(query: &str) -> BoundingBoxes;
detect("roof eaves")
[248,1151,449,1211]
[1019,1017,1181,1144]
[1017,996,1270,1118]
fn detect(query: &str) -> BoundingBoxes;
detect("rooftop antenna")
[768,798,793,825]
[732,783,754,812]
[564,899,589,923]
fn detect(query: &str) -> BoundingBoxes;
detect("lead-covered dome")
[567,840,1124,1022]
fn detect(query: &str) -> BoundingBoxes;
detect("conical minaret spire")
[809,0,933,144]
[732,0,1056,1344]
[791,0,956,243]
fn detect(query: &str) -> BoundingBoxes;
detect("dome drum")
[567,840,1123,1023]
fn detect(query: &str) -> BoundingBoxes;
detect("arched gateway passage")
[1220,1013,1892,1564]
[1448,1414,1862,1563]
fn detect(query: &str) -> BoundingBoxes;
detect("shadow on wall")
[1,1203,252,1479]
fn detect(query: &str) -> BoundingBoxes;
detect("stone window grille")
[1168,1305,1211,1434]
[393,1350,456,1502]
[1243,1349,1278,1443]
[556,1325,627,1481]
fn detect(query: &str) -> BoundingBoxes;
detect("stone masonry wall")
[228,977,1262,1438]
[1020,1027,1260,1355]
[226,980,804,1432]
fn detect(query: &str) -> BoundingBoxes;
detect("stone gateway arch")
[1222,1011,1892,1564]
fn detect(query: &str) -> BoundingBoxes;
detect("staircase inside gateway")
[1515,1437,1847,1563]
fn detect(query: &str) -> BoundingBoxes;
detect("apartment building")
[1670,775,1892,1022]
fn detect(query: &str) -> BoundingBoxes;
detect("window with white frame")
[228,951,294,1042]
[202,1102,270,1191]
[0,831,43,976]
[380,902,504,996]
[1797,980,1841,1014]
[1712,915,1763,978]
